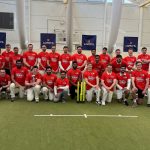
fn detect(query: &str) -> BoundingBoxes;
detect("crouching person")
[116,65,131,106]
[131,61,149,107]
[54,71,69,103]
[42,66,57,101]
[101,64,117,106]
[148,73,150,107]
[10,60,28,101]
[25,66,42,103]
[83,63,101,104]
[0,68,11,100]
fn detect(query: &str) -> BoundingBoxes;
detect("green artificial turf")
[0,98,150,150]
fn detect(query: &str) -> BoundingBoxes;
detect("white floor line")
[34,114,138,118]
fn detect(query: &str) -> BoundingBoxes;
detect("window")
[0,12,14,30]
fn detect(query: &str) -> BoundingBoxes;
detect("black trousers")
[70,85,77,99]
[5,68,11,75]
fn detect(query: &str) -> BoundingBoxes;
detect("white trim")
[34,114,138,118]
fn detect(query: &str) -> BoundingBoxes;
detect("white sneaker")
[101,101,105,106]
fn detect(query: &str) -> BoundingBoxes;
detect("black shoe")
[11,98,15,102]
[147,104,150,107]
[124,100,129,106]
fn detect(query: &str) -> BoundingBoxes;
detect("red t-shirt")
[111,57,117,62]
[55,78,69,93]
[48,52,60,72]
[93,61,102,78]
[11,67,28,86]
[111,60,127,73]
[23,51,38,69]
[137,54,150,71]
[0,74,11,87]
[0,55,5,69]
[99,54,111,71]
[132,70,148,90]
[101,72,116,89]
[59,53,72,70]
[87,55,95,66]
[116,73,130,88]
[43,73,57,88]
[123,56,136,71]
[2,51,14,69]
[10,54,23,68]
[25,72,42,83]
[67,68,81,84]
[83,70,98,90]
[72,53,87,71]
[38,51,49,70]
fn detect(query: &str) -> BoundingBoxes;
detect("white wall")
[0,0,150,56]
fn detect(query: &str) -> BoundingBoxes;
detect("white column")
[138,7,143,51]
[66,0,73,52]
[108,0,122,54]
[16,0,27,50]
[102,1,108,47]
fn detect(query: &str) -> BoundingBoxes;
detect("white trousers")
[42,87,54,101]
[102,86,113,103]
[116,89,124,99]
[147,88,150,104]
[39,70,45,75]
[10,83,25,98]
[26,85,41,102]
[86,87,101,102]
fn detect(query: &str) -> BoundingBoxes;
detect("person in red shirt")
[54,71,69,103]
[99,47,111,72]
[67,61,82,99]
[101,64,117,105]
[137,47,150,72]
[111,49,121,62]
[72,46,87,71]
[148,73,150,106]
[83,63,101,104]
[10,47,23,69]
[0,48,5,69]
[93,55,102,78]
[131,61,149,107]
[111,55,127,73]
[116,65,131,106]
[87,49,96,65]
[59,46,72,72]
[38,45,49,75]
[0,68,11,99]
[2,44,14,75]
[10,60,28,101]
[42,66,57,101]
[123,48,136,73]
[47,45,60,74]
[25,66,42,102]
[23,44,38,69]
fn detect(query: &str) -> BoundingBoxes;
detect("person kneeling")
[25,66,42,103]
[101,64,116,106]
[42,66,57,101]
[10,60,28,101]
[54,71,69,103]
[83,63,101,104]
[116,65,131,106]
[0,68,11,100]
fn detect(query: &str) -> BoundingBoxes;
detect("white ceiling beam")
[139,0,150,7]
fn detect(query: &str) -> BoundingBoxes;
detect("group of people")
[0,43,150,107]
